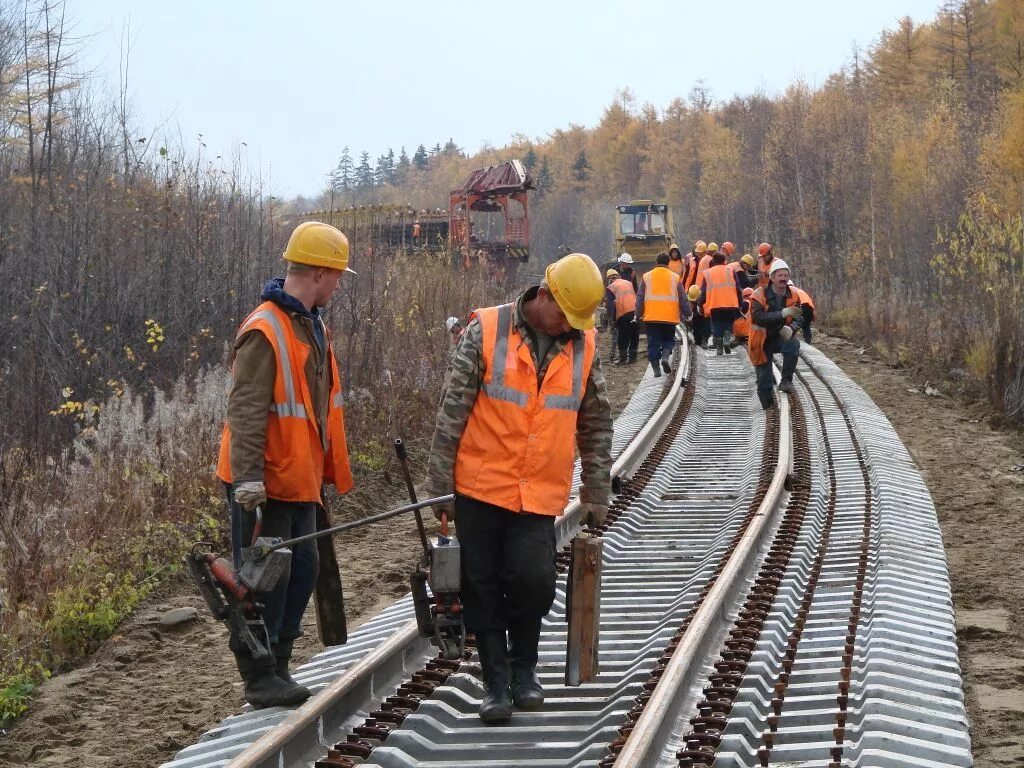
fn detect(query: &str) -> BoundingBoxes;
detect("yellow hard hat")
[283,221,355,273]
[741,254,756,267]
[545,252,604,330]
[687,285,701,301]
[695,240,707,254]
[606,268,620,279]
[707,242,719,253]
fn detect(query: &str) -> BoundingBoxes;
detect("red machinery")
[449,159,532,263]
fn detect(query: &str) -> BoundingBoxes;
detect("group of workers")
[604,240,815,409]
[214,220,814,728]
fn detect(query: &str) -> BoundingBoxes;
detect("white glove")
[580,503,609,528]
[781,306,802,320]
[779,326,794,341]
[234,481,266,511]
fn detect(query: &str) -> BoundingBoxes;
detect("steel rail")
[211,333,691,768]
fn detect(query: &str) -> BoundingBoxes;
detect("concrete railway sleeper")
[162,340,969,768]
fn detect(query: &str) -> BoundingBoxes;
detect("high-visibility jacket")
[668,258,684,275]
[747,286,801,366]
[217,301,353,502]
[791,285,815,311]
[607,278,637,320]
[682,253,699,290]
[732,312,750,339]
[641,266,683,324]
[696,253,713,285]
[454,303,596,515]
[701,264,741,311]
[757,256,774,288]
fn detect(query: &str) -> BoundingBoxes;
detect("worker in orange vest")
[636,252,690,377]
[756,242,776,288]
[731,286,755,346]
[788,281,816,343]
[425,252,613,723]
[668,243,685,275]
[696,241,717,287]
[683,240,707,290]
[748,259,804,409]
[730,253,757,290]
[687,283,708,348]
[216,222,356,709]
[698,250,744,355]
[606,268,639,364]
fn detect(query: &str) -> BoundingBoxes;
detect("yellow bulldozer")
[612,200,675,274]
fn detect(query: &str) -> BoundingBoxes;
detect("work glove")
[433,501,455,522]
[233,480,266,511]
[580,503,609,528]
[779,325,794,342]
[781,306,802,320]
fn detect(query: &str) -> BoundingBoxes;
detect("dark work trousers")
[615,312,639,361]
[710,308,739,338]
[692,313,711,347]
[645,321,677,363]
[753,334,801,408]
[226,484,318,648]
[801,306,815,343]
[455,495,557,645]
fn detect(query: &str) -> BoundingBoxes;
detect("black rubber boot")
[272,639,312,699]
[651,359,662,378]
[509,620,544,711]
[758,389,776,410]
[778,379,794,394]
[714,336,725,356]
[234,649,310,709]
[661,359,672,374]
[476,631,513,723]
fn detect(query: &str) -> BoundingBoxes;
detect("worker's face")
[313,267,345,307]
[772,269,790,293]
[537,288,573,336]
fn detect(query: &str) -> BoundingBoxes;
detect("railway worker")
[730,253,757,290]
[698,250,743,356]
[687,284,709,348]
[616,252,639,291]
[756,242,776,289]
[788,281,816,343]
[637,252,690,377]
[731,286,755,347]
[748,258,804,409]
[425,252,613,724]
[216,221,355,709]
[683,240,707,290]
[606,268,639,364]
[696,242,717,288]
[668,244,685,276]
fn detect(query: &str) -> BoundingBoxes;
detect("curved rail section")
[163,335,692,768]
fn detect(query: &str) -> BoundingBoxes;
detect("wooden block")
[565,535,602,686]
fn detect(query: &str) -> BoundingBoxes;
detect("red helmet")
[722,241,736,256]
[757,242,772,257]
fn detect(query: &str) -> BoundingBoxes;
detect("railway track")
[163,339,970,768]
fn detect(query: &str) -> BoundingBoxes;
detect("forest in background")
[324,0,1024,424]
[1,0,1023,723]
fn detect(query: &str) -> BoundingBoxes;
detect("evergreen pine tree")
[523,146,537,172]
[536,157,554,196]
[413,144,429,170]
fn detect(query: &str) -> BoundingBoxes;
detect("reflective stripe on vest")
[642,268,681,323]
[239,310,307,420]
[545,335,585,411]
[703,264,740,311]
[482,304,529,407]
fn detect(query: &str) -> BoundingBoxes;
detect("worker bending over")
[425,252,613,723]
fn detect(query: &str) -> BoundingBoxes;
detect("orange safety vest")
[732,312,750,339]
[607,278,637,320]
[216,301,354,502]
[668,258,684,275]
[701,264,740,311]
[682,254,700,290]
[454,303,596,515]
[696,254,713,284]
[728,261,746,279]
[747,286,801,366]
[641,266,682,324]
[791,285,815,310]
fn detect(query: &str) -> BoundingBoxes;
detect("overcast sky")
[75,0,943,198]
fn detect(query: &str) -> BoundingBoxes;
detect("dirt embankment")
[0,357,645,768]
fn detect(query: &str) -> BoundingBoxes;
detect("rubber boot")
[272,639,311,699]
[650,359,662,378]
[233,649,310,709]
[661,359,672,374]
[758,389,776,410]
[714,336,725,356]
[778,379,794,394]
[475,631,513,723]
[508,619,544,711]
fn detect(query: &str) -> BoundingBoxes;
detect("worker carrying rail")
[747,258,804,409]
[425,251,614,724]
[215,221,356,708]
